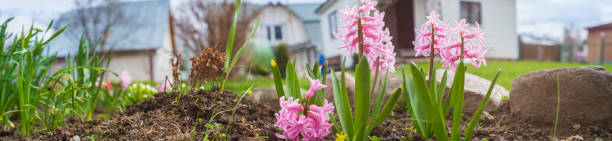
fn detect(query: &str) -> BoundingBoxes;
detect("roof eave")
[315,0,336,14]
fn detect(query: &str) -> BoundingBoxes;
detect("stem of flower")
[357,17,364,58]
[460,34,464,61]
[427,25,435,88]
[370,57,381,99]
[303,98,310,116]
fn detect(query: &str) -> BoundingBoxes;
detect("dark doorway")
[382,0,415,57]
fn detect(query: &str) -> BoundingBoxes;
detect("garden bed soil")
[1,90,610,140]
[1,90,280,140]
[373,102,612,140]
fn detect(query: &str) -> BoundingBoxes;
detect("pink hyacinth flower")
[303,99,335,140]
[305,76,327,100]
[334,0,396,73]
[275,96,309,140]
[119,70,132,89]
[413,10,448,57]
[156,79,172,92]
[275,96,335,140]
[440,19,487,71]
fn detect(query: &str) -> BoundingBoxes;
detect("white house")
[316,0,519,65]
[49,0,173,82]
[253,3,320,75]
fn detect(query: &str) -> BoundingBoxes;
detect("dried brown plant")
[190,47,226,83]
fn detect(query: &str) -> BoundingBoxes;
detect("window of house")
[460,1,482,25]
[274,25,283,40]
[266,24,283,42]
[266,26,272,41]
[328,10,338,39]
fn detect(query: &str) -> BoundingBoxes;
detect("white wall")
[318,0,359,65]
[153,32,174,82]
[254,5,310,47]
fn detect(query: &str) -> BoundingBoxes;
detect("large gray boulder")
[510,66,612,129]
[432,69,510,114]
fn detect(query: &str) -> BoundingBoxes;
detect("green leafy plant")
[219,0,260,91]
[273,43,289,77]
[402,62,501,140]
[329,58,401,141]
[0,17,125,135]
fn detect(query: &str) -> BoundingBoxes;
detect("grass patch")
[225,61,612,91]
[411,60,612,89]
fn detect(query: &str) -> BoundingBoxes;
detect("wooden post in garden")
[601,32,606,64]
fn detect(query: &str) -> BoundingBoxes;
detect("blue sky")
[0,0,611,41]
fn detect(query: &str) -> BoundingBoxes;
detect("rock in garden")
[510,66,612,130]
[433,69,510,114]
[324,72,356,105]
[249,87,281,110]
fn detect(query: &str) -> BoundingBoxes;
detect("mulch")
[1,90,610,140]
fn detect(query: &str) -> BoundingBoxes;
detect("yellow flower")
[399,84,403,89]
[247,89,253,95]
[270,59,277,67]
[335,131,347,141]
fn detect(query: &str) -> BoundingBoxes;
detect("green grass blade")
[225,0,242,71]
[553,74,560,140]
[229,17,259,73]
[353,57,370,141]
[464,69,501,140]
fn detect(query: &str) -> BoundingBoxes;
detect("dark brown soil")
[371,101,612,141]
[1,90,610,140]
[1,90,280,140]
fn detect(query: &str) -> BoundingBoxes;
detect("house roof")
[315,0,336,14]
[587,23,612,32]
[287,3,321,22]
[48,0,169,57]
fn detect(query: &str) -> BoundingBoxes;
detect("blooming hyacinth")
[305,76,327,99]
[156,79,172,92]
[334,0,396,73]
[119,70,132,89]
[412,11,448,57]
[275,78,334,140]
[440,19,487,71]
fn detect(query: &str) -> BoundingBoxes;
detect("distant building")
[316,0,519,66]
[586,23,612,63]
[49,0,172,81]
[253,3,321,75]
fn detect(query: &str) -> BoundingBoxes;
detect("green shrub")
[247,40,274,76]
[273,43,289,77]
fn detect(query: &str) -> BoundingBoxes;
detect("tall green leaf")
[331,70,354,140]
[450,62,466,141]
[353,57,370,141]
[464,69,501,140]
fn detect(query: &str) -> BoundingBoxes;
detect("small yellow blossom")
[247,89,253,95]
[399,84,403,89]
[270,59,277,67]
[335,131,347,141]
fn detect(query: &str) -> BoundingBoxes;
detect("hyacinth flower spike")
[440,19,488,71]
[119,70,132,89]
[275,75,334,140]
[305,76,327,100]
[334,0,396,73]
